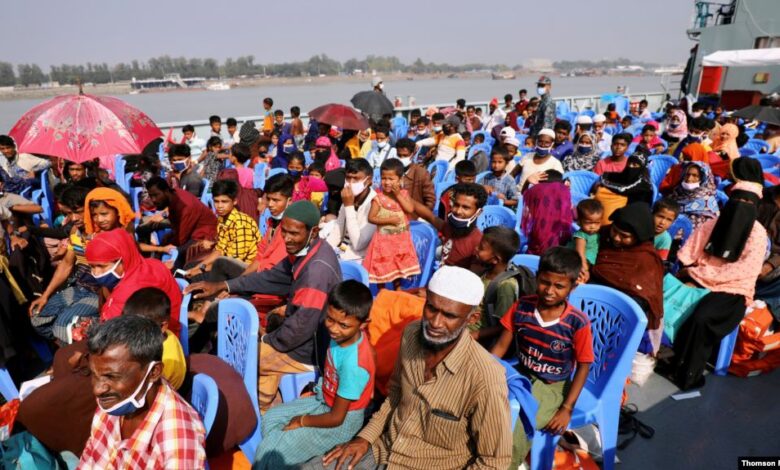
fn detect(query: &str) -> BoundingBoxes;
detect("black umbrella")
[350,91,394,121]
[732,105,780,127]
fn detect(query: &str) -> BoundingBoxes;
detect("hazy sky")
[3,0,695,68]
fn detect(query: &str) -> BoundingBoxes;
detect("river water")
[0,75,664,131]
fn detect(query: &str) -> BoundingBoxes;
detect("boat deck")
[610,370,780,468]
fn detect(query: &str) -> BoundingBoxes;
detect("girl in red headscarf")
[85,229,182,335]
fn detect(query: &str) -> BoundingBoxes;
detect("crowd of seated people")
[0,84,779,469]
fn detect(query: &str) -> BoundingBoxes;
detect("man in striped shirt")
[304,266,512,470]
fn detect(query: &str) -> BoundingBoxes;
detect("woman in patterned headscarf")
[562,132,600,172]
[668,161,719,228]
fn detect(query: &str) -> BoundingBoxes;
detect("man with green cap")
[187,201,342,411]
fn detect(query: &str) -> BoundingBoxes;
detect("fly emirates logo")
[517,346,564,376]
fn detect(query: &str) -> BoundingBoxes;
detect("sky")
[2,0,696,68]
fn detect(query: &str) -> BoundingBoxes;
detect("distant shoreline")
[0,71,654,102]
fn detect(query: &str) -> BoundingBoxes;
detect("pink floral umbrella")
[9,92,162,171]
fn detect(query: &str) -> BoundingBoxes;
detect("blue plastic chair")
[744,139,769,154]
[563,171,599,199]
[716,190,729,208]
[396,221,439,290]
[433,181,454,215]
[372,167,382,186]
[392,115,407,129]
[475,170,492,184]
[471,131,496,148]
[713,325,740,376]
[467,143,491,161]
[217,298,261,460]
[667,214,694,246]
[38,169,55,226]
[647,155,678,188]
[531,284,647,470]
[200,179,212,208]
[175,278,191,356]
[555,101,571,119]
[267,168,288,179]
[754,154,780,172]
[258,208,271,237]
[279,371,318,403]
[529,285,648,470]
[191,373,219,436]
[510,254,539,274]
[739,148,757,157]
[114,155,128,192]
[0,367,18,401]
[253,162,267,189]
[427,160,449,184]
[477,205,516,231]
[339,260,369,286]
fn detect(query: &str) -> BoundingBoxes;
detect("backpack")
[484,266,536,323]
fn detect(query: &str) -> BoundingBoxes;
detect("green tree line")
[0,54,515,87]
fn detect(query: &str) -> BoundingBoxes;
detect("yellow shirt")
[163,330,186,390]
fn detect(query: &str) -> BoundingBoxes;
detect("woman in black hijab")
[599,153,655,205]
[663,186,767,390]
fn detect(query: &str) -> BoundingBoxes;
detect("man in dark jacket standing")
[187,201,341,411]
[530,75,556,138]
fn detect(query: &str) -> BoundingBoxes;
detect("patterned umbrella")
[9,92,162,168]
[308,103,369,130]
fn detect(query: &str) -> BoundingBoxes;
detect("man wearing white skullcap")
[307,265,511,470]
[592,114,613,155]
[512,128,564,192]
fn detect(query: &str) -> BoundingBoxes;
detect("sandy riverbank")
[0,71,540,101]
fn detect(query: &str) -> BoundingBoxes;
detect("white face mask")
[397,156,412,167]
[349,177,368,196]
[97,362,157,416]
[537,86,547,96]
[681,181,700,191]
[377,141,388,149]
[432,126,443,133]
[294,230,313,257]
[691,111,703,118]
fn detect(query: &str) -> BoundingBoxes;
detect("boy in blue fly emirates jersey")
[491,247,594,469]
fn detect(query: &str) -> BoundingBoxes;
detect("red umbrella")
[9,93,162,170]
[308,103,369,130]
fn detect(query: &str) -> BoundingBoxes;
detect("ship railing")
[156,91,668,139]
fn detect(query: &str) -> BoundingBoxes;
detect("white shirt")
[0,152,50,175]
[516,153,564,191]
[324,189,377,261]
[485,108,507,133]
[367,145,397,169]
[595,131,612,156]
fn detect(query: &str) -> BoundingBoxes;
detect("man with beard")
[302,266,511,470]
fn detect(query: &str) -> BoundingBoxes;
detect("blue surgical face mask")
[577,145,592,154]
[669,122,680,129]
[283,144,295,153]
[535,145,552,156]
[92,259,123,290]
[447,211,480,230]
[288,169,302,179]
[98,362,157,416]
[537,86,547,96]
[173,161,187,172]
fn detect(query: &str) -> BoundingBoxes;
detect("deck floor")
[609,370,780,469]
